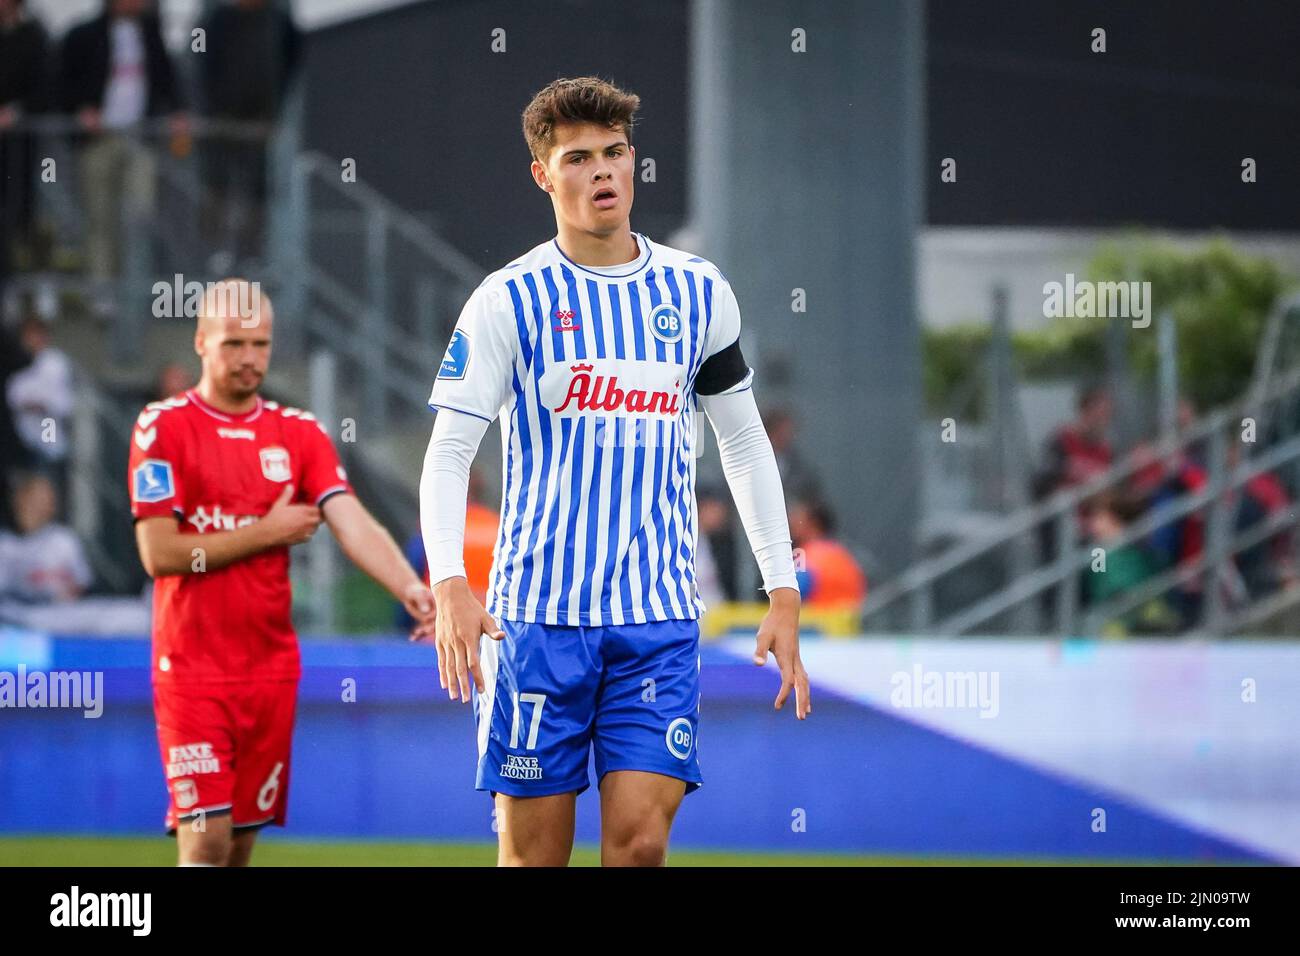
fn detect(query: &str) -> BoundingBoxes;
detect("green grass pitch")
[0,835,1177,866]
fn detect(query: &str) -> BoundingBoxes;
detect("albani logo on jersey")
[544,359,683,419]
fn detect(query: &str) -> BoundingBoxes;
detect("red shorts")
[153,680,298,834]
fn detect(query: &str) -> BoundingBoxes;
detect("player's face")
[534,122,635,236]
[196,308,273,402]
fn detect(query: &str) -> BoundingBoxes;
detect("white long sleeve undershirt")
[419,408,489,587]
[698,387,799,595]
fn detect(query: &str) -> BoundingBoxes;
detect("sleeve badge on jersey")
[133,459,175,503]
[438,329,470,380]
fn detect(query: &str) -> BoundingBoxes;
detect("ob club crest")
[647,304,684,344]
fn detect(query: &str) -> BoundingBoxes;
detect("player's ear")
[530,158,553,193]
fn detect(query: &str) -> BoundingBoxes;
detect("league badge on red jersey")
[132,459,175,503]
[260,446,292,483]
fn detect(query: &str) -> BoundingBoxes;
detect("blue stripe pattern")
[482,238,720,626]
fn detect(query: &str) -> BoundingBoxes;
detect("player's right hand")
[259,484,323,546]
[431,576,505,703]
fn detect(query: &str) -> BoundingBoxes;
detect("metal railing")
[68,369,141,595]
[4,111,482,450]
[274,150,484,433]
[864,293,1300,637]
[2,114,293,357]
[5,113,487,618]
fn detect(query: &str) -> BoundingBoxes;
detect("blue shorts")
[471,618,703,798]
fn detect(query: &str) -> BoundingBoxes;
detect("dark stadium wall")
[298,0,690,271]
[926,0,1300,229]
[299,0,1300,255]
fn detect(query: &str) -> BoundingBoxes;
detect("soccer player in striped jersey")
[419,77,810,866]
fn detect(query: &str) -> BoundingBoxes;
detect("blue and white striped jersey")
[428,233,752,626]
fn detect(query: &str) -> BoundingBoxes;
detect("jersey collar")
[552,232,652,278]
[186,388,264,423]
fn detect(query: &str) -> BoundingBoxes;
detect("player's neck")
[194,380,259,416]
[553,224,639,267]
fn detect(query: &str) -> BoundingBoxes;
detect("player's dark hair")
[522,76,640,162]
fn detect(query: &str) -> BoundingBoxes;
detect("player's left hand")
[403,581,437,641]
[753,587,811,719]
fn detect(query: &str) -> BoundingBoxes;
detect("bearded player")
[129,279,436,866]
[420,77,810,867]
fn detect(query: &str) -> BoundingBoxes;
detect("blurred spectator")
[399,468,498,627]
[1227,437,1296,600]
[198,0,301,264]
[1145,397,1208,624]
[1170,395,1207,472]
[1081,490,1175,635]
[694,484,729,607]
[1034,384,1114,498]
[1032,384,1114,619]
[0,0,50,290]
[0,473,92,603]
[60,0,186,304]
[155,360,194,399]
[6,315,73,483]
[0,319,34,528]
[789,498,866,609]
[762,405,824,504]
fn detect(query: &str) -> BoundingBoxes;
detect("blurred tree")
[1091,238,1290,409]
[921,239,1294,417]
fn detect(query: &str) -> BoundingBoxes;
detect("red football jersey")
[127,389,353,684]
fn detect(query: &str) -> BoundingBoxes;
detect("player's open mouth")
[592,188,618,208]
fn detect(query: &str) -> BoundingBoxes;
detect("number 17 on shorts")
[471,620,704,798]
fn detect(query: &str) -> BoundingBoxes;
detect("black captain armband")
[694,338,750,395]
